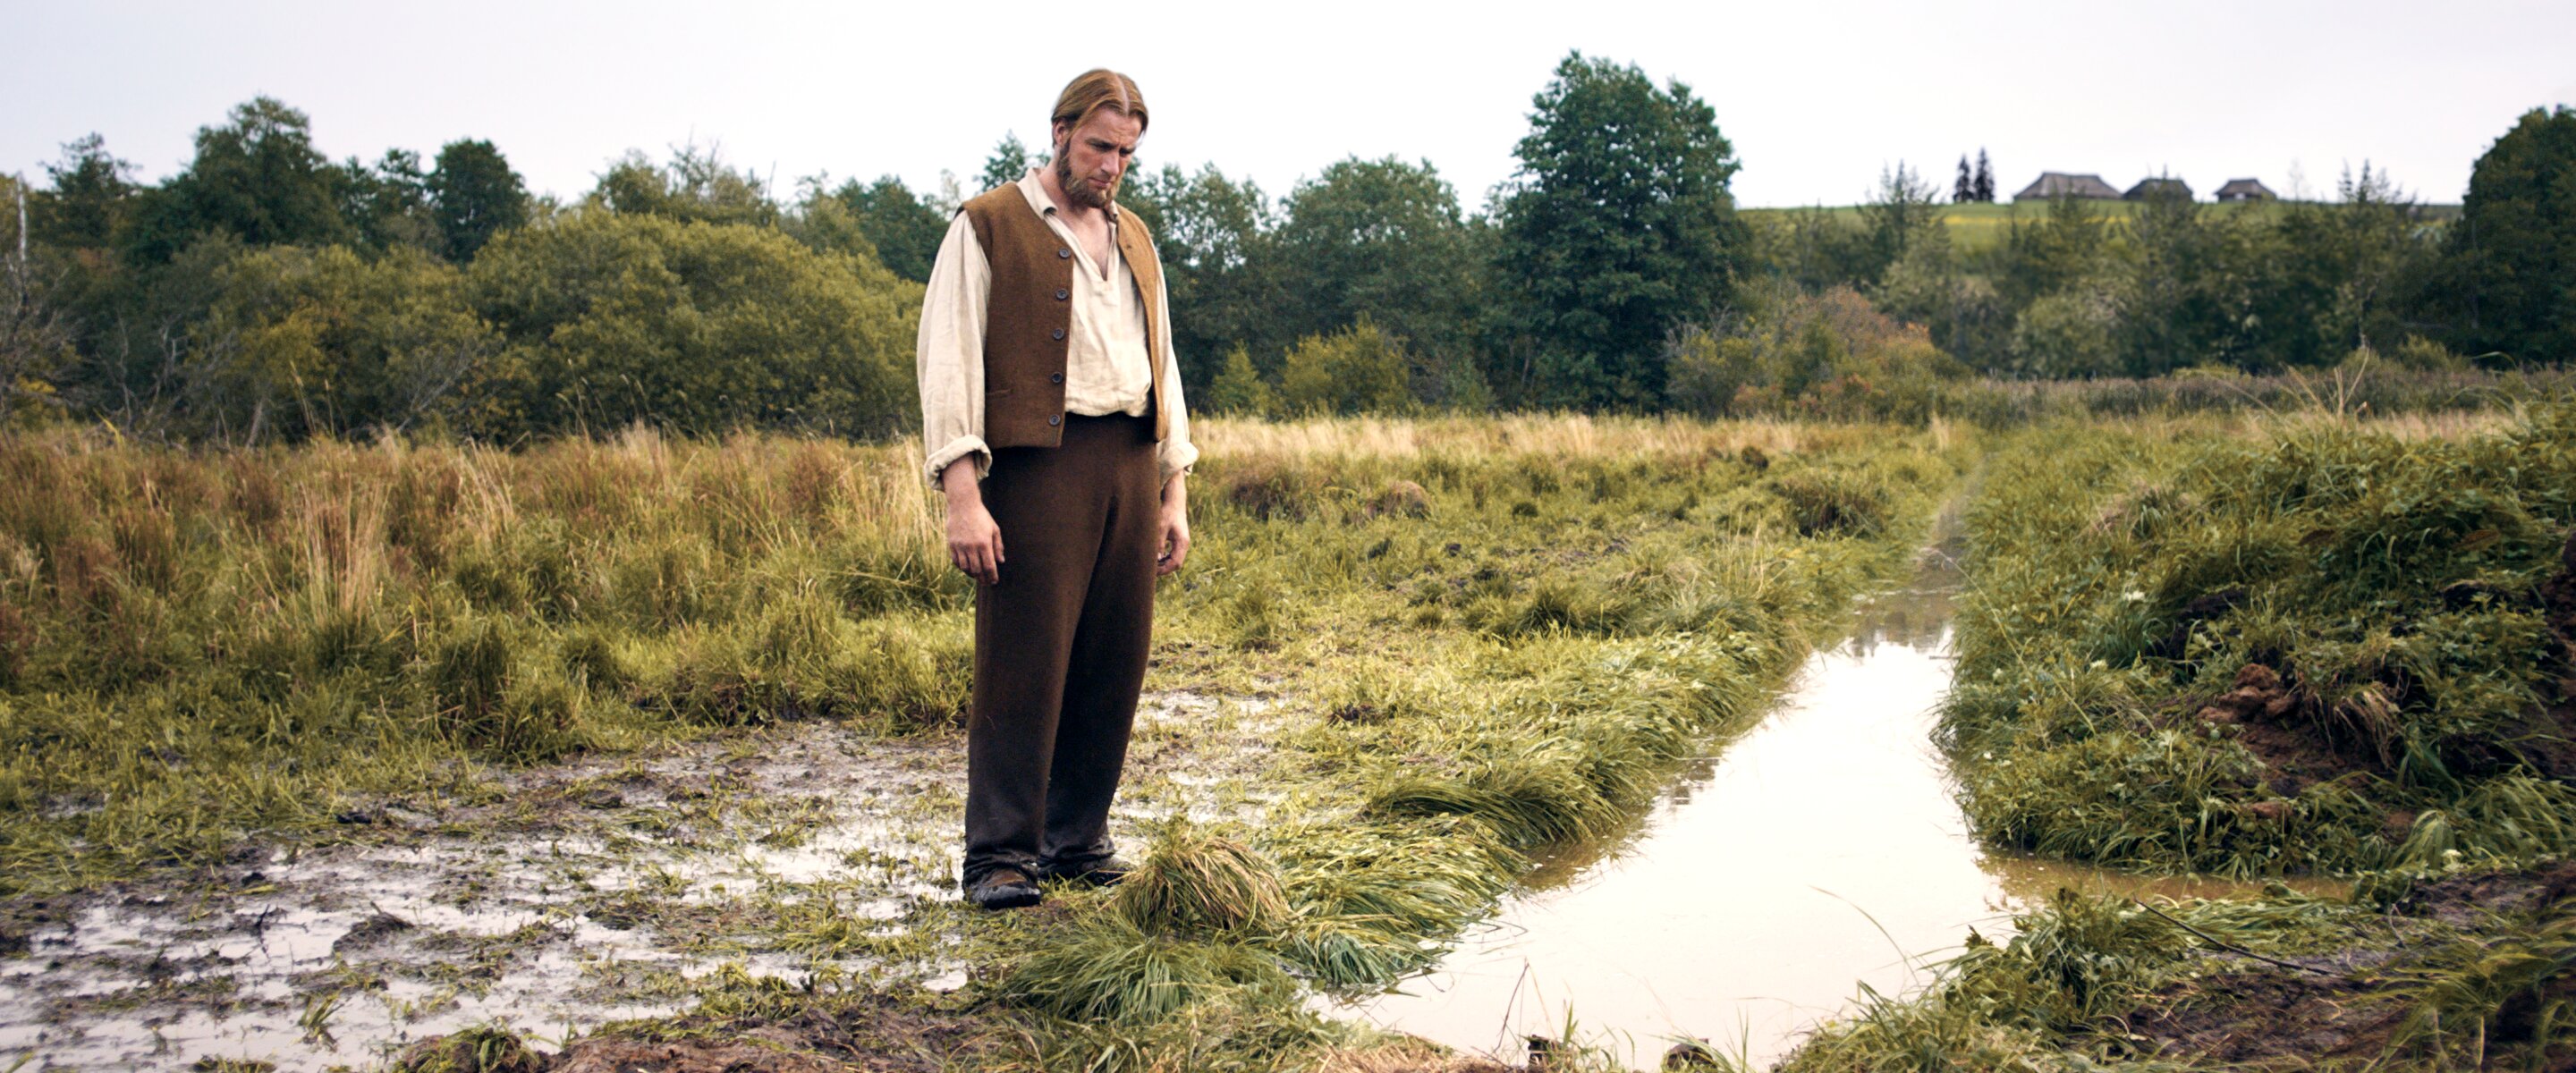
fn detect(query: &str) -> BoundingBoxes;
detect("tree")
[1859,162,1945,287]
[1120,163,1284,391]
[35,134,134,249]
[2120,183,2263,375]
[1973,149,1996,203]
[832,176,946,283]
[3,174,74,420]
[1494,52,1747,410]
[428,139,530,262]
[124,97,350,263]
[980,133,1031,194]
[341,148,441,253]
[1272,156,1488,394]
[1954,156,1975,204]
[2436,106,2576,363]
[592,143,776,228]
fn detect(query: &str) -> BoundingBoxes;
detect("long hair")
[1051,69,1148,137]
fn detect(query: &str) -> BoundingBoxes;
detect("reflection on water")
[1348,560,2334,1069]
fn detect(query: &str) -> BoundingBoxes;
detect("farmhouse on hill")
[2014,173,2123,200]
[2215,178,2277,201]
[2124,177,2193,200]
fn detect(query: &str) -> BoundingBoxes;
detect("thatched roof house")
[2014,173,2123,200]
[2215,178,2276,202]
[2124,177,2193,201]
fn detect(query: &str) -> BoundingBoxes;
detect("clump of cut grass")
[1001,916,1297,1024]
[1112,821,1292,936]
[394,1024,546,1073]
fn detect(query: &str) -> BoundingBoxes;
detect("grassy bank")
[1773,404,2576,1071]
[1942,407,2576,877]
[0,415,1967,1069]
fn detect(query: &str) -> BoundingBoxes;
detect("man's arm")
[1149,242,1195,577]
[1157,470,1189,577]
[919,213,993,486]
[943,457,1004,586]
[919,213,1004,583]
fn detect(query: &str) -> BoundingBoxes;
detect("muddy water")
[1350,559,2339,1069]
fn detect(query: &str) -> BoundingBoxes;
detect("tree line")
[3,54,2571,442]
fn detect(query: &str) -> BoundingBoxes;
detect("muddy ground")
[2113,861,2576,1070]
[0,690,1287,1072]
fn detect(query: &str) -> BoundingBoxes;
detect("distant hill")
[1740,200,2463,254]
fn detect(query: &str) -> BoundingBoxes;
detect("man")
[916,69,1197,910]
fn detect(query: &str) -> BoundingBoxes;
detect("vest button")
[1058,249,1072,259]
[1055,288,1069,300]
[1051,328,1066,341]
[1050,372,1064,384]
[1048,414,1063,427]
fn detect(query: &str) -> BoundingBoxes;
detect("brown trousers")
[962,413,1159,883]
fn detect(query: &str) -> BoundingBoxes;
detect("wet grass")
[1941,404,2576,878]
[1782,401,2576,1073]
[0,414,1969,1069]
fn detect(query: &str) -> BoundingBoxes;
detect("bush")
[1668,283,1966,422]
[464,210,921,437]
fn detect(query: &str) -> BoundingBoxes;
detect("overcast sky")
[7,0,2572,212]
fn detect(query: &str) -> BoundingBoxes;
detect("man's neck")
[1035,163,1107,224]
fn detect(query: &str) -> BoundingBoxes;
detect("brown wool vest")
[961,186,1169,449]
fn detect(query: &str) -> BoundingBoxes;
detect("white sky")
[7,0,2572,211]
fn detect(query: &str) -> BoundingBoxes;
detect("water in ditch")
[1348,554,2340,1069]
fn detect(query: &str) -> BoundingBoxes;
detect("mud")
[0,689,1281,1072]
[2119,862,2576,1070]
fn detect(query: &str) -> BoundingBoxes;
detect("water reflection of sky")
[1351,567,2332,1069]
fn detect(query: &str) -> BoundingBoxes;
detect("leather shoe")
[964,866,1041,909]
[1040,856,1133,887]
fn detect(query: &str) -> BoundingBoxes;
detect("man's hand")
[1157,472,1190,577]
[941,459,1004,586]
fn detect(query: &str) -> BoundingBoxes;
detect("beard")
[1054,143,1117,209]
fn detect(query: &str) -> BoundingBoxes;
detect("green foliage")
[1667,282,1967,420]
[427,139,530,263]
[463,210,919,435]
[590,143,777,228]
[1495,52,1747,409]
[33,133,135,250]
[1121,163,1283,392]
[2436,106,2576,365]
[1276,319,1411,416]
[125,97,351,265]
[337,149,439,255]
[194,243,497,439]
[827,175,945,283]
[1272,156,1488,374]
[978,132,1031,195]
[1204,345,1276,416]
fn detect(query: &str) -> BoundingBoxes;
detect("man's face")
[1052,108,1142,210]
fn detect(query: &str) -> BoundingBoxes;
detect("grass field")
[7,399,2573,1071]
[0,415,1970,1070]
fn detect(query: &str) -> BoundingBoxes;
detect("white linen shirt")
[916,167,1199,486]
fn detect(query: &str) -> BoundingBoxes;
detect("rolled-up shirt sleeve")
[918,213,993,486]
[1151,265,1199,482]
